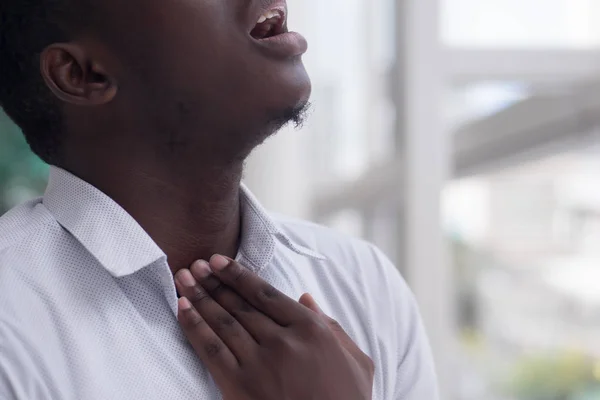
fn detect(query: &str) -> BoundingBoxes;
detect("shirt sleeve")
[370,245,440,400]
[392,294,440,400]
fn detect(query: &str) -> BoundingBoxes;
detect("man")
[0,0,439,399]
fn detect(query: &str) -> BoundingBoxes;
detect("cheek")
[113,1,233,71]
[111,2,312,119]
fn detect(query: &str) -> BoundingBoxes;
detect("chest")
[36,255,387,400]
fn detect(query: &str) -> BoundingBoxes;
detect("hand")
[174,255,374,400]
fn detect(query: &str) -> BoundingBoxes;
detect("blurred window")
[445,152,600,399]
[442,0,600,48]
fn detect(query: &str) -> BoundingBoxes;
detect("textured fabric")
[0,166,438,400]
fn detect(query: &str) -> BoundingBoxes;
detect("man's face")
[89,0,311,158]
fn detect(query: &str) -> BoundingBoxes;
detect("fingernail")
[178,297,192,310]
[210,254,230,271]
[191,260,211,278]
[176,269,196,288]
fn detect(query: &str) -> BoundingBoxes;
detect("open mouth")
[250,7,288,40]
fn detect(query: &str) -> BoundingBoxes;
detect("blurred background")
[3,0,600,398]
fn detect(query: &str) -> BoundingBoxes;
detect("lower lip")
[254,32,308,58]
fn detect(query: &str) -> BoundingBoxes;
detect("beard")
[267,101,311,132]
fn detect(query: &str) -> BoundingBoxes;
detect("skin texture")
[175,255,375,400]
[41,0,311,270]
[39,0,375,397]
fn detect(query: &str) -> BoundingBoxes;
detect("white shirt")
[0,166,438,400]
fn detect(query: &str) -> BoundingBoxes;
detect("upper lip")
[249,0,288,34]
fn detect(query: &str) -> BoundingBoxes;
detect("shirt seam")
[0,215,57,256]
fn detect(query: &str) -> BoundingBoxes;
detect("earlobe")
[40,43,117,106]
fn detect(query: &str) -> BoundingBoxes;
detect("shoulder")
[272,213,413,321]
[272,211,408,317]
[0,199,66,328]
[272,213,391,270]
[272,214,439,398]
[0,202,75,399]
[0,198,55,254]
[272,213,404,286]
[0,199,62,295]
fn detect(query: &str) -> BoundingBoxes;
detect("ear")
[40,43,117,106]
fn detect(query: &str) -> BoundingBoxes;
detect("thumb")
[299,293,360,353]
[299,294,345,336]
[299,293,324,315]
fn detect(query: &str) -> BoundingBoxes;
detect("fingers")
[298,293,322,314]
[189,260,281,341]
[207,255,311,326]
[299,293,375,373]
[298,293,359,353]
[177,297,238,374]
[175,269,257,362]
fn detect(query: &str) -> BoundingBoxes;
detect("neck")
[63,158,243,275]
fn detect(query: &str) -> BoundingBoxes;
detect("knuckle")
[266,332,296,352]
[216,313,237,328]
[368,358,375,374]
[214,313,244,338]
[262,285,279,299]
[199,275,222,290]
[327,318,345,333]
[231,265,249,283]
[364,355,376,375]
[206,281,227,299]
[236,299,254,313]
[255,285,279,306]
[277,338,299,354]
[303,318,330,339]
[182,309,206,329]
[361,350,374,364]
[188,286,211,304]
[204,340,223,358]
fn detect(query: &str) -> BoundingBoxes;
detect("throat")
[157,196,242,275]
[146,181,243,275]
[74,162,245,275]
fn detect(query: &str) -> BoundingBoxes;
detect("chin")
[189,59,313,157]
[295,77,312,110]
[263,70,312,131]
[268,59,312,117]
[293,63,312,103]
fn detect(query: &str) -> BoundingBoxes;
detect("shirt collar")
[237,185,326,272]
[43,166,324,278]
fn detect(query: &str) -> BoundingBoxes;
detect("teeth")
[257,10,283,24]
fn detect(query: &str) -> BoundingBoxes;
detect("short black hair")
[0,1,81,164]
